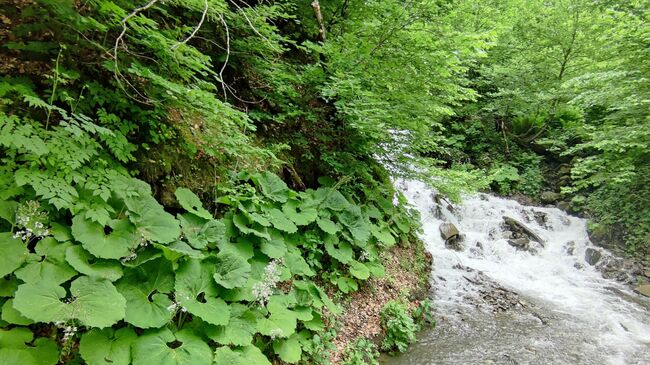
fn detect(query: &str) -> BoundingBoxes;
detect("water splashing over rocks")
[383,180,650,365]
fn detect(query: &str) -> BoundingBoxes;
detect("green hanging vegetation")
[0,0,648,363]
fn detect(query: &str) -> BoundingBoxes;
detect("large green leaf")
[260,229,287,259]
[349,261,370,280]
[65,245,123,282]
[79,328,137,365]
[0,328,59,365]
[0,232,28,277]
[0,276,18,297]
[257,296,298,339]
[371,224,396,246]
[71,216,139,259]
[212,345,271,365]
[317,188,349,211]
[267,208,297,233]
[338,206,371,244]
[175,188,212,220]
[232,213,271,240]
[15,238,77,284]
[116,259,174,328]
[284,248,314,277]
[13,276,126,327]
[254,172,290,203]
[282,200,318,226]
[125,196,180,244]
[316,218,339,234]
[132,328,212,365]
[324,236,353,264]
[0,201,17,224]
[179,214,226,249]
[175,259,230,326]
[1,299,33,325]
[273,334,302,364]
[213,250,251,289]
[205,303,257,346]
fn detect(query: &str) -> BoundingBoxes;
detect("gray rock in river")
[439,222,459,241]
[502,216,545,246]
[585,247,602,265]
[540,191,561,204]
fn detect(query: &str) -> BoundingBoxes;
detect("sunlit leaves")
[175,259,230,326]
[71,216,139,259]
[79,328,137,365]
[0,233,28,277]
[132,328,212,365]
[13,276,126,328]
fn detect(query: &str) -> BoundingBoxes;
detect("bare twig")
[229,0,281,52]
[311,0,326,41]
[172,0,209,50]
[217,13,231,100]
[113,0,160,104]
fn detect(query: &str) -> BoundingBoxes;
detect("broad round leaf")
[254,172,290,203]
[15,238,77,284]
[175,188,212,220]
[213,345,270,365]
[1,299,33,325]
[316,218,339,234]
[273,334,302,364]
[260,230,287,259]
[116,259,174,328]
[71,216,139,259]
[132,328,212,365]
[349,261,370,280]
[205,303,257,346]
[65,245,123,281]
[267,208,297,233]
[0,233,29,277]
[213,250,251,289]
[175,259,230,326]
[79,328,137,365]
[125,196,180,244]
[13,276,126,328]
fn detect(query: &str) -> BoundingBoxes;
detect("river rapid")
[383,180,650,365]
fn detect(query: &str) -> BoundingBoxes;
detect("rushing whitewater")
[384,180,650,365]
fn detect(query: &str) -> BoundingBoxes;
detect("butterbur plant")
[12,200,50,242]
[380,300,418,353]
[252,259,283,306]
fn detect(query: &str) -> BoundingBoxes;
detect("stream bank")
[382,180,650,365]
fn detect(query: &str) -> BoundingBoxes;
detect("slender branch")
[311,0,326,41]
[229,0,281,52]
[172,0,209,50]
[218,13,231,100]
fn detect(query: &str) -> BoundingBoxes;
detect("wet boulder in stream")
[440,222,463,251]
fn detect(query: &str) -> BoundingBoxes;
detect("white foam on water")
[397,179,650,364]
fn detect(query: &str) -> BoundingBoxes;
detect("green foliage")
[380,300,418,353]
[342,338,380,365]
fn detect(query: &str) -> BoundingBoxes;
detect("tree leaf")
[0,232,29,277]
[79,328,137,365]
[213,250,251,289]
[65,245,123,281]
[132,328,212,365]
[175,188,212,220]
[71,216,139,259]
[175,259,230,326]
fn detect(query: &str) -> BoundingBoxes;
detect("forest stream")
[383,180,650,365]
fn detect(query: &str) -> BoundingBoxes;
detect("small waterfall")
[385,179,650,365]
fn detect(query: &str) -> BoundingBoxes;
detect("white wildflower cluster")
[138,231,149,247]
[252,259,283,305]
[269,328,284,339]
[359,251,370,261]
[166,301,187,313]
[120,251,137,264]
[54,321,78,343]
[12,200,50,241]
